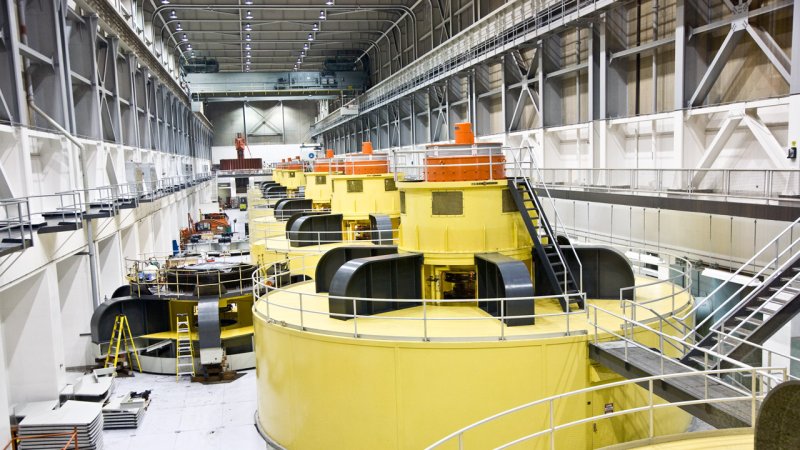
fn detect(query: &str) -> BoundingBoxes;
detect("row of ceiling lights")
[161,0,336,71]
[293,0,333,71]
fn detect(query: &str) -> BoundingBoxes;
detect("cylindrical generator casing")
[398,180,532,266]
[330,173,401,221]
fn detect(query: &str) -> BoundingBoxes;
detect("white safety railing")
[253,228,400,251]
[588,300,797,385]
[125,254,256,298]
[251,246,692,342]
[535,167,800,202]
[426,366,785,450]
[679,217,800,339]
[0,198,33,250]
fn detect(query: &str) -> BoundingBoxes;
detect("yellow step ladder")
[104,314,142,372]
[175,313,195,380]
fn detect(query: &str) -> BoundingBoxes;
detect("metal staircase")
[507,147,583,312]
[682,222,800,369]
[588,217,800,429]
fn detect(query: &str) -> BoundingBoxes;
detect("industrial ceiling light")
[326,0,335,5]
[186,44,192,49]
[307,33,314,41]
[312,23,319,31]
[245,34,251,41]
[176,23,183,31]
[181,34,188,42]
[245,43,251,50]
[244,0,253,4]
[303,43,309,50]
[244,23,252,31]
[245,10,253,19]
[301,51,306,57]
[246,51,251,57]
[161,0,170,4]
[319,10,326,20]
[169,10,177,19]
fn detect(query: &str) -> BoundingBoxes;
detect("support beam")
[689,23,747,107]
[690,112,743,187]
[746,25,791,83]
[742,111,795,171]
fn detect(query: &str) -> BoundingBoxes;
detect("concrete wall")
[205,101,318,147]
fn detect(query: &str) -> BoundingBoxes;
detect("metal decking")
[589,341,755,429]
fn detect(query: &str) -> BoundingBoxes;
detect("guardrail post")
[352,298,358,338]
[423,298,428,341]
[500,298,505,340]
[751,369,757,427]
[549,399,555,449]
[648,379,654,438]
[299,293,304,330]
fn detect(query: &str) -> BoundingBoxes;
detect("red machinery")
[219,133,262,170]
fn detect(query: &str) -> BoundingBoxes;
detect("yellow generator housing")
[304,171,336,209]
[331,173,402,238]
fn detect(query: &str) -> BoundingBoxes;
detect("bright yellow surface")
[331,173,401,220]
[398,180,534,265]
[611,429,754,450]
[254,277,693,450]
[255,276,689,339]
[304,171,335,207]
[279,169,305,189]
[250,215,285,240]
[142,326,254,341]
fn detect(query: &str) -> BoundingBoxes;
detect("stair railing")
[679,217,800,339]
[711,267,800,352]
[508,146,583,295]
[588,300,785,390]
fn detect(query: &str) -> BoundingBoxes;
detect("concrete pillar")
[0,268,66,408]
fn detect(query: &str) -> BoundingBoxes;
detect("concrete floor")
[103,370,266,450]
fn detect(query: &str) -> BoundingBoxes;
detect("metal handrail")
[251,246,691,341]
[588,301,786,389]
[0,198,33,251]
[681,218,800,335]
[712,269,800,346]
[426,366,785,449]
[509,146,584,294]
[252,228,401,250]
[615,284,800,377]
[531,167,800,201]
[125,254,254,299]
